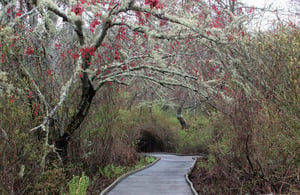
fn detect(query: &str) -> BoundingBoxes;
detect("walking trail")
[104,153,198,195]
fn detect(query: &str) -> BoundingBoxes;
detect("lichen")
[0,71,8,82]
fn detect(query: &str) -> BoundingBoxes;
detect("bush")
[0,99,45,194]
[175,115,213,154]
[29,168,68,195]
[191,25,300,194]
[99,164,126,180]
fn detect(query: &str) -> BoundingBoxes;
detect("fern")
[69,172,89,195]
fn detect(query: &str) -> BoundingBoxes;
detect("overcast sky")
[240,0,299,30]
[244,0,289,8]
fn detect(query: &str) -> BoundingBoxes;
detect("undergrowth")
[189,25,300,194]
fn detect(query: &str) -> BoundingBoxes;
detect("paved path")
[105,153,197,195]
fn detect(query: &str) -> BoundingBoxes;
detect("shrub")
[99,164,125,180]
[192,25,300,194]
[0,99,45,194]
[175,115,213,154]
[30,168,68,195]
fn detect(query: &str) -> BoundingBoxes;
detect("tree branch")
[42,0,85,44]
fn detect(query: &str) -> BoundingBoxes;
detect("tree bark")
[55,74,96,161]
[177,101,188,129]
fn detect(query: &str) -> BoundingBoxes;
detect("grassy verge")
[87,156,156,194]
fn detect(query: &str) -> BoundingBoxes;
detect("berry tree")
[0,0,250,162]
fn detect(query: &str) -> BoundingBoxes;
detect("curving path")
[104,153,198,195]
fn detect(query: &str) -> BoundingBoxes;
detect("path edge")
[185,157,200,195]
[99,156,161,195]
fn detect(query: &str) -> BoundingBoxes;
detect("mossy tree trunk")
[55,55,96,161]
[177,101,188,129]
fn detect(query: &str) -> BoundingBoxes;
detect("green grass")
[99,156,156,180]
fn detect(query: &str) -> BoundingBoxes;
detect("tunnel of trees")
[136,130,165,152]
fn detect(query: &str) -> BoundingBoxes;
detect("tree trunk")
[177,101,188,129]
[55,74,96,161]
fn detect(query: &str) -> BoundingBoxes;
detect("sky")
[241,0,299,29]
[244,0,289,7]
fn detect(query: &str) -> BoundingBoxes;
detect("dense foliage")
[190,25,300,194]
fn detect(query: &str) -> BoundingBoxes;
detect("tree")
[0,0,248,163]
